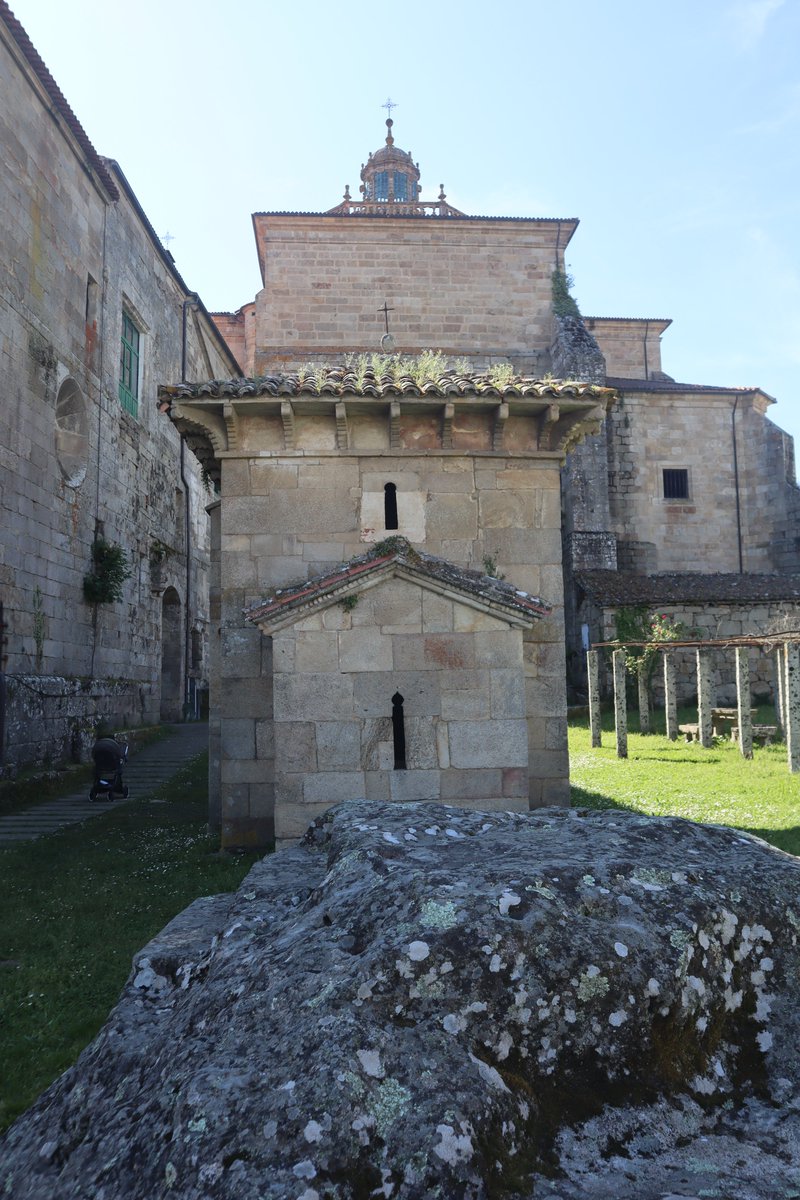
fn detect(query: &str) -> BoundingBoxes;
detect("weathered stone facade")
[563,376,800,694]
[161,370,610,846]
[244,544,549,844]
[0,7,240,771]
[210,119,800,718]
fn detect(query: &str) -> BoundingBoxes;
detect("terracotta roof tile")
[606,377,767,397]
[163,367,614,402]
[245,538,550,629]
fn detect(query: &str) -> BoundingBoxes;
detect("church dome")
[360,119,420,203]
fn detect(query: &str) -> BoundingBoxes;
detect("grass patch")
[569,704,800,856]
[0,753,260,1133]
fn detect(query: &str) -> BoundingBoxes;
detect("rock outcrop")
[3,801,800,1199]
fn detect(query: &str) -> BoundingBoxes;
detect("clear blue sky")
[11,0,800,453]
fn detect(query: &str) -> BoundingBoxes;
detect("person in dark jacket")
[89,735,128,801]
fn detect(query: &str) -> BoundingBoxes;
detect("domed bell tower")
[360,118,420,203]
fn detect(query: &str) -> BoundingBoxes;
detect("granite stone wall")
[269,577,530,844]
[588,601,796,707]
[0,28,237,771]
[215,446,569,847]
[246,214,577,377]
[603,389,800,577]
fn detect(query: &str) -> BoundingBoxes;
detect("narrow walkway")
[0,724,209,845]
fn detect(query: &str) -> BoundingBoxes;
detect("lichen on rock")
[2,802,800,1198]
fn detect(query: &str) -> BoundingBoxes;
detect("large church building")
[161,119,800,847]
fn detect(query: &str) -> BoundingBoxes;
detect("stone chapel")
[160,117,800,848]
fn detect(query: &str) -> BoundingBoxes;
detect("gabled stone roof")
[160,367,614,402]
[577,571,800,606]
[245,537,550,633]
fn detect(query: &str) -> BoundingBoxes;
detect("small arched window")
[384,482,398,530]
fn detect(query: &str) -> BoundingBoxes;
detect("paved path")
[0,724,209,845]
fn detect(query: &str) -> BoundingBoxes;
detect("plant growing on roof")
[83,538,131,605]
[482,554,506,580]
[487,362,515,389]
[551,268,582,319]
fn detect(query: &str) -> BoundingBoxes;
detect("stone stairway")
[0,724,209,845]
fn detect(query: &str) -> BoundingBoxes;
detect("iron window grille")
[663,468,689,500]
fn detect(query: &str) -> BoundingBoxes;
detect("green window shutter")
[118,311,140,417]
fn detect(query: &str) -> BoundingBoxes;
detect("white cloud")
[728,0,785,51]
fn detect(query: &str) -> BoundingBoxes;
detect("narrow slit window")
[663,468,689,500]
[391,691,406,770]
[384,482,398,530]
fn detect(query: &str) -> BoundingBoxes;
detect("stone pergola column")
[735,646,752,760]
[587,650,601,748]
[775,647,786,733]
[637,669,650,734]
[785,642,800,773]
[613,648,628,759]
[663,651,678,741]
[696,650,713,748]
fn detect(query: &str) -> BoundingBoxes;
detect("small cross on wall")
[378,300,394,334]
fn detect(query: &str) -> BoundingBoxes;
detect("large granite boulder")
[3,802,800,1199]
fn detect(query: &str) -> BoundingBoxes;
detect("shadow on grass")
[570,784,627,812]
[571,786,800,858]
[631,753,724,765]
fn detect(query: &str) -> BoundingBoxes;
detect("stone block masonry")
[247,213,576,376]
[205,436,574,846]
[268,577,533,844]
[0,16,240,771]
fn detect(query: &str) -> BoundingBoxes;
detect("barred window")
[663,468,689,500]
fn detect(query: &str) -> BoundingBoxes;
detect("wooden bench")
[731,724,778,747]
[679,723,700,742]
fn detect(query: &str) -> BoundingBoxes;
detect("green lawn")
[3,723,797,1136]
[569,705,800,857]
[0,754,259,1133]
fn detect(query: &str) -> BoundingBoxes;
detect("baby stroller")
[89,736,129,802]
